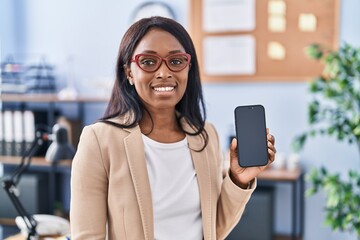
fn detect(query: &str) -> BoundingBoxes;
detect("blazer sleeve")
[70,126,109,240]
[216,172,257,239]
[206,123,257,239]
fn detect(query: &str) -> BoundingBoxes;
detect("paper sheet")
[299,14,317,32]
[268,15,286,32]
[203,35,256,75]
[203,0,255,32]
[268,0,286,15]
[268,42,286,60]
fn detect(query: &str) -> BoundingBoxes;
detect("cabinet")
[257,168,305,240]
[0,93,109,216]
[226,168,305,240]
[227,186,274,240]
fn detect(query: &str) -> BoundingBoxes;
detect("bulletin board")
[188,0,340,82]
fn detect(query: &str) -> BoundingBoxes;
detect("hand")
[229,128,276,189]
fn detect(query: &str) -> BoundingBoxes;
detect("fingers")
[267,140,276,154]
[267,133,275,145]
[268,147,276,163]
[266,129,276,163]
[268,146,276,164]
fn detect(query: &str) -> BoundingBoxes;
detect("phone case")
[234,105,268,167]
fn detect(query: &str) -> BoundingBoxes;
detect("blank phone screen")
[234,105,268,167]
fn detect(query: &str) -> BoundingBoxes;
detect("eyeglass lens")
[135,53,190,72]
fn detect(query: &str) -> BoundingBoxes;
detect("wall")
[0,0,26,61]
[1,0,360,239]
[1,0,15,59]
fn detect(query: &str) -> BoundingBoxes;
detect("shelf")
[0,156,72,167]
[0,218,16,226]
[0,93,109,103]
[0,156,72,174]
[0,93,109,128]
[258,168,302,182]
[0,93,104,217]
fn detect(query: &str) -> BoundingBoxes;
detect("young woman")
[70,16,276,240]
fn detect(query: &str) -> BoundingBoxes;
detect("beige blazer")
[70,117,255,240]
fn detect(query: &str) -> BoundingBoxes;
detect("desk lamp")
[1,124,74,239]
[45,124,75,163]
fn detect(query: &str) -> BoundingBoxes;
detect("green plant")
[294,43,360,236]
[306,167,360,235]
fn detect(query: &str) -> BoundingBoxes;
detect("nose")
[156,60,172,79]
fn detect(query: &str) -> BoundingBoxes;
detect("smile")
[153,86,175,92]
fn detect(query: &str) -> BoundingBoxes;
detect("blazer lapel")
[124,127,154,240]
[184,122,213,240]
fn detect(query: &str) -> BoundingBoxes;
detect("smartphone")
[234,105,268,167]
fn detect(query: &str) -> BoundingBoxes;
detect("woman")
[70,16,276,240]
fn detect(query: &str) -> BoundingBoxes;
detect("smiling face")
[126,28,190,113]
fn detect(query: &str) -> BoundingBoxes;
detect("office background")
[1,0,360,239]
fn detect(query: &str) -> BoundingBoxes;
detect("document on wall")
[203,0,256,32]
[203,35,256,75]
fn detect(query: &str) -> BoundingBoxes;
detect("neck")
[139,108,185,143]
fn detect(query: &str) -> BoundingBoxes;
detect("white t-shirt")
[142,134,203,240]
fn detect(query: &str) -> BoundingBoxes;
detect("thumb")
[230,138,238,159]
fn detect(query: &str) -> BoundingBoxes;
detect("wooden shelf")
[0,218,16,226]
[0,93,109,103]
[0,156,72,167]
[258,168,302,182]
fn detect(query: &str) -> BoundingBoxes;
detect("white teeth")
[154,86,174,92]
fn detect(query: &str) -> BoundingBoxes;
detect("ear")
[124,64,132,77]
[124,64,134,85]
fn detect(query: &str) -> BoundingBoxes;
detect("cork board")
[188,0,340,82]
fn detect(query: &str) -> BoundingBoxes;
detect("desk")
[4,234,66,240]
[0,156,72,169]
[0,218,67,240]
[258,168,305,240]
[4,233,66,240]
[1,156,72,214]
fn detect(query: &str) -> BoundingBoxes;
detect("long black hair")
[101,16,208,151]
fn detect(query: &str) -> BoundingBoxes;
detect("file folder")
[3,110,14,156]
[13,110,25,156]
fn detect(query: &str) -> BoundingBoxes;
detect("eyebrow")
[141,50,184,54]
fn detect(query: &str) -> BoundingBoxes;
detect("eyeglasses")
[130,53,191,73]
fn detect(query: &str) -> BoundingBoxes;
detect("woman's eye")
[141,59,156,65]
[170,59,183,65]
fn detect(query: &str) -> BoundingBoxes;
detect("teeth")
[154,86,174,92]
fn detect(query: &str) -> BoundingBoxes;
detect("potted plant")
[293,43,360,237]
